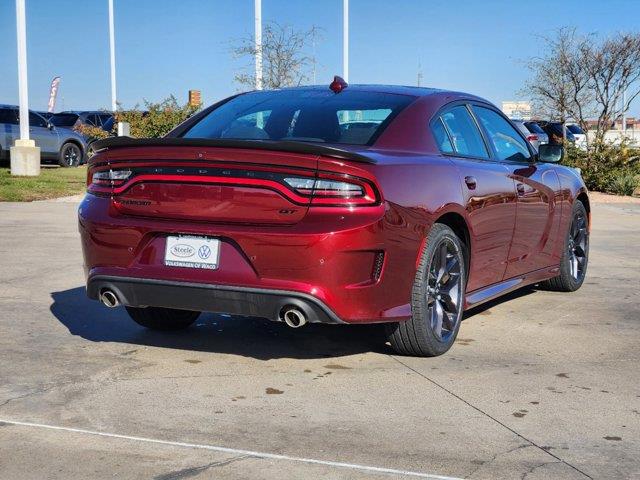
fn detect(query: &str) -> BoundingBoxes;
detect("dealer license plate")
[164,235,220,270]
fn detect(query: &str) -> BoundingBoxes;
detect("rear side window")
[437,106,488,158]
[28,111,48,128]
[182,90,415,145]
[50,114,79,127]
[0,108,18,125]
[431,117,454,153]
[473,106,532,163]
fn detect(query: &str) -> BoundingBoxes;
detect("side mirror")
[538,144,563,163]
[47,122,54,130]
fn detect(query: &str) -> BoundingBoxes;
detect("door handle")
[516,183,526,195]
[464,176,477,190]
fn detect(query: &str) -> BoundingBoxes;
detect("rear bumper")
[88,275,345,324]
[79,193,426,324]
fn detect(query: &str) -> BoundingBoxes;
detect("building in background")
[188,90,201,107]
[502,101,532,120]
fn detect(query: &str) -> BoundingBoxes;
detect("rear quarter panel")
[321,152,466,317]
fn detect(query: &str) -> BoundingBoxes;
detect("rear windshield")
[50,114,79,127]
[566,124,585,135]
[524,122,545,134]
[181,89,416,145]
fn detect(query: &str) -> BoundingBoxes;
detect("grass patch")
[0,166,87,202]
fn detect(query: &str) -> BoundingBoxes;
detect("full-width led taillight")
[87,164,379,206]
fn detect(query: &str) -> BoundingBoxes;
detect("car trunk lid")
[89,145,322,225]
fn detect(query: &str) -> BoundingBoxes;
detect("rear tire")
[385,224,466,357]
[126,306,200,331]
[58,142,82,167]
[541,200,589,292]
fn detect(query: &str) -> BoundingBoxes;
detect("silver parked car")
[0,105,87,167]
[511,119,549,151]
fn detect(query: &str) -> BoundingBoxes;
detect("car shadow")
[50,287,390,360]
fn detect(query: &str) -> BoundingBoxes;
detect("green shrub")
[115,96,200,138]
[607,173,638,196]
[563,141,640,194]
[75,124,111,143]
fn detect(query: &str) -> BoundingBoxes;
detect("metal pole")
[108,0,117,111]
[254,0,263,90]
[15,0,29,141]
[343,0,349,82]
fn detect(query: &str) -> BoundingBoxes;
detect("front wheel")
[126,306,200,331]
[58,142,82,167]
[541,200,589,292]
[386,223,466,357]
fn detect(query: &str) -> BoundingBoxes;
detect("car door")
[471,106,561,278]
[432,104,518,292]
[27,111,59,156]
[0,108,20,153]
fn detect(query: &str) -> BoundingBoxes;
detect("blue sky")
[0,0,638,115]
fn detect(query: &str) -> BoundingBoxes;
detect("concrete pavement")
[0,199,638,479]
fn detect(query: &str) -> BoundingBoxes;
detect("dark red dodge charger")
[79,79,589,357]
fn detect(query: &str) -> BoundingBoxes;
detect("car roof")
[272,84,443,97]
[244,84,492,112]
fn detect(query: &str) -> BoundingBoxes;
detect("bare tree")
[523,29,640,151]
[232,22,321,90]
[523,28,593,131]
[583,33,640,145]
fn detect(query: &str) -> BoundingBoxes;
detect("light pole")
[10,0,40,176]
[108,0,117,111]
[343,0,349,82]
[255,0,263,90]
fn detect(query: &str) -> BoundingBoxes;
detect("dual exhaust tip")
[280,306,307,328]
[99,289,119,308]
[99,289,308,328]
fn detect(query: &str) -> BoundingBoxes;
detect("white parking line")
[0,418,463,480]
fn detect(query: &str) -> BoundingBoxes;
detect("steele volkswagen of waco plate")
[165,235,220,269]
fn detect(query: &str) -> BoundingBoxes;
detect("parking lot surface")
[0,199,638,480]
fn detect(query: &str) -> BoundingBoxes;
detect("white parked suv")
[567,124,588,150]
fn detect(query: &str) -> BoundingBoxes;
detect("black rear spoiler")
[90,137,375,164]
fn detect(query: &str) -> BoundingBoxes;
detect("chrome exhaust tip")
[99,289,119,308]
[281,307,307,328]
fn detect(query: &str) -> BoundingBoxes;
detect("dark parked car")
[80,81,589,357]
[538,121,576,145]
[50,111,114,134]
[0,105,87,166]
